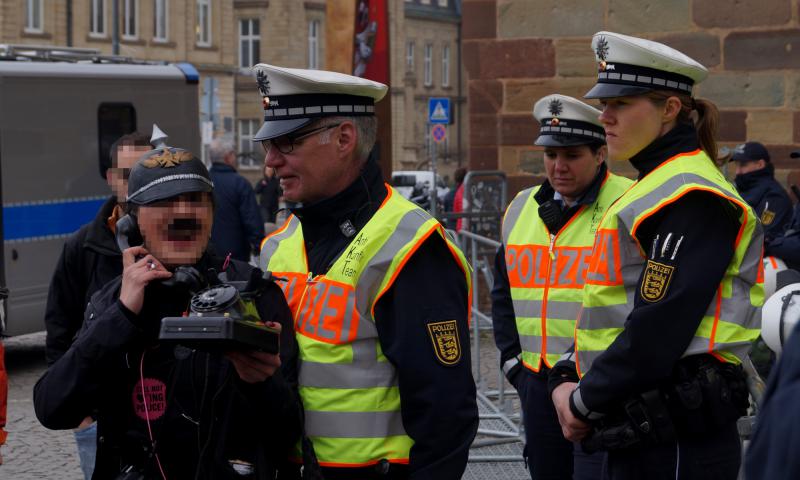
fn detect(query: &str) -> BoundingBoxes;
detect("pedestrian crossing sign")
[428,97,450,124]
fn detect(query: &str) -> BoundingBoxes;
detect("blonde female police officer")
[491,94,631,479]
[549,32,763,479]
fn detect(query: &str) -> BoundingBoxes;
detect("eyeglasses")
[262,122,342,155]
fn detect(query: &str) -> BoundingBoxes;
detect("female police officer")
[550,32,762,479]
[492,94,631,479]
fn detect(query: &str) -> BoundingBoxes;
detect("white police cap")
[585,31,708,99]
[251,63,388,141]
[533,94,605,147]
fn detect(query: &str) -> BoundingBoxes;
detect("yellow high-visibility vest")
[502,170,632,371]
[576,149,764,376]
[260,186,471,467]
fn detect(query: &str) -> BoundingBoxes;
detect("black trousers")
[516,368,604,480]
[603,421,741,480]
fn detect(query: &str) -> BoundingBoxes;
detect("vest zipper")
[293,273,321,326]
[540,205,586,369]
[540,232,556,371]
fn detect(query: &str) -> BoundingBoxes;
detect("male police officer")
[492,94,631,479]
[34,146,301,478]
[731,141,792,242]
[254,63,478,479]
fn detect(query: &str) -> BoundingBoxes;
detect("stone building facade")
[1,0,467,182]
[0,0,326,182]
[462,0,800,193]
[391,0,468,183]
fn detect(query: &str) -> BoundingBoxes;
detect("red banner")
[353,0,389,84]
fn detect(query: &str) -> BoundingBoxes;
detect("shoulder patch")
[427,320,462,366]
[761,209,775,226]
[640,260,674,303]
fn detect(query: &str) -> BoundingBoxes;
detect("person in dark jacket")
[731,141,792,242]
[492,94,631,480]
[550,32,761,479]
[745,320,800,480]
[209,136,264,262]
[44,131,152,479]
[255,163,281,226]
[443,167,467,230]
[255,63,477,479]
[34,147,301,479]
[765,149,800,270]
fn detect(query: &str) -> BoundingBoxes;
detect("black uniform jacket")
[735,163,792,242]
[745,321,800,480]
[551,123,743,419]
[289,158,478,480]
[766,203,800,270]
[492,162,611,388]
[44,196,122,366]
[34,255,302,479]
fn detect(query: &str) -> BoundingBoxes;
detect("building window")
[123,0,138,39]
[239,19,260,68]
[90,0,106,37]
[25,0,43,33]
[238,119,261,169]
[308,20,320,69]
[442,44,450,87]
[406,41,414,72]
[438,0,449,6]
[196,0,211,46]
[424,43,433,87]
[153,0,168,41]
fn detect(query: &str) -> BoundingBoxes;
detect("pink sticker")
[132,378,167,421]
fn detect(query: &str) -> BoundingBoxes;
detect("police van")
[0,45,201,336]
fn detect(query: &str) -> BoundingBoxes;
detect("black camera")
[158,272,280,354]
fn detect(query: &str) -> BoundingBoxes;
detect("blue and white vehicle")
[0,45,200,335]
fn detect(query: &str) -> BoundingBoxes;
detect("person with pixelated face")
[131,191,214,270]
[34,146,301,479]
[44,131,151,479]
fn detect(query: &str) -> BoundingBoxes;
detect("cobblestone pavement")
[2,332,82,479]
[0,327,524,479]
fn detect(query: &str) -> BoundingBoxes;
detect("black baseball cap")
[730,142,770,163]
[127,147,214,205]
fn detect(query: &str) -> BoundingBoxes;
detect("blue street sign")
[432,124,447,144]
[428,97,450,124]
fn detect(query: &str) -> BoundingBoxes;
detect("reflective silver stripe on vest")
[298,207,434,391]
[683,338,752,363]
[616,172,739,231]
[502,188,534,243]
[354,208,434,323]
[580,304,632,330]
[518,334,573,357]
[300,358,396,389]
[260,216,301,269]
[304,410,407,438]
[512,299,581,320]
[740,224,765,284]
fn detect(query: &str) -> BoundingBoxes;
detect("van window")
[98,103,137,178]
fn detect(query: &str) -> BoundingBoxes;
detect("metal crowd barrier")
[452,227,526,464]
